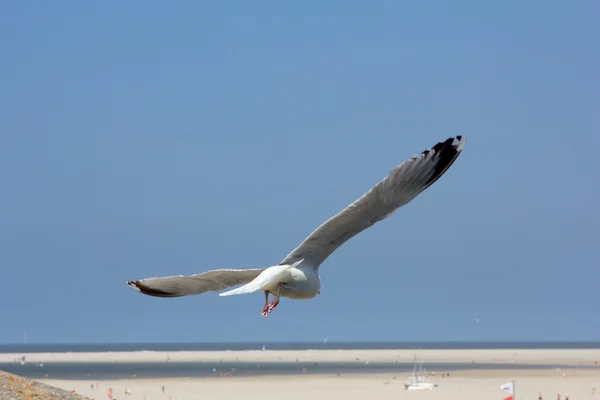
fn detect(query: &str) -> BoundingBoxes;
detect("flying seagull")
[127,136,466,316]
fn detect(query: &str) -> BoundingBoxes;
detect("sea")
[1,342,598,381]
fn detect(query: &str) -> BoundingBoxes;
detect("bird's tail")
[218,259,303,297]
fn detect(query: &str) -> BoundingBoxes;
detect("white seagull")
[127,136,466,316]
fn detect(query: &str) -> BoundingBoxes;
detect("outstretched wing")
[127,268,266,298]
[279,136,466,267]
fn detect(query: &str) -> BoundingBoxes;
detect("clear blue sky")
[1,1,598,344]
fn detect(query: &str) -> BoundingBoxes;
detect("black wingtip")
[127,280,142,292]
[421,136,466,191]
[126,279,181,298]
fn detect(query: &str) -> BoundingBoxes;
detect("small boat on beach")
[404,352,437,391]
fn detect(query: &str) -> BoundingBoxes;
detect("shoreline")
[40,367,600,380]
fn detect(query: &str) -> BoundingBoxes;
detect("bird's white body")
[127,136,467,316]
[219,260,321,300]
[281,264,320,300]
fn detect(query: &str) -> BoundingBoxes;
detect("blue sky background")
[1,1,598,344]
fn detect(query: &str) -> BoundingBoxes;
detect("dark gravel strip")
[0,370,91,400]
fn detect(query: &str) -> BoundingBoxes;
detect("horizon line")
[2,340,599,346]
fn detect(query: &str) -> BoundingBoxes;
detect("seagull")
[127,136,466,317]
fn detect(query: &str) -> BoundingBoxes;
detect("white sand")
[46,370,599,400]
[2,348,599,365]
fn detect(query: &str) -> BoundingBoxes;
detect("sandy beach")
[2,349,599,400]
[2,348,600,365]
[46,370,599,400]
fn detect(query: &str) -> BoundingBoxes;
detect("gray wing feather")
[279,136,466,267]
[127,268,266,298]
